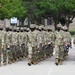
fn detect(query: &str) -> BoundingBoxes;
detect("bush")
[69,30,75,35]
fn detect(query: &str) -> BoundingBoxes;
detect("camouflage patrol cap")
[62,26,68,30]
[57,24,62,28]
[30,24,35,28]
[27,28,30,31]
[6,27,10,31]
[16,27,19,31]
[17,27,19,30]
[20,28,24,32]
[56,27,61,30]
[21,27,24,30]
[35,25,39,29]
[39,25,43,29]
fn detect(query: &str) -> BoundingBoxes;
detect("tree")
[35,0,75,30]
[0,0,27,20]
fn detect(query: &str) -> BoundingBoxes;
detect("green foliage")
[0,0,75,28]
[0,0,27,19]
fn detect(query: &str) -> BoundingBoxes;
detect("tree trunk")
[66,23,70,30]
[34,17,41,25]
[54,21,58,30]
[28,16,30,27]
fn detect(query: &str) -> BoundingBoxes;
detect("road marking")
[48,67,52,75]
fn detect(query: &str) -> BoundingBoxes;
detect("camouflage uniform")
[50,31,55,55]
[37,26,43,61]
[6,29,13,64]
[1,30,7,65]
[37,26,46,61]
[43,27,49,58]
[16,29,21,60]
[27,24,38,65]
[64,29,71,56]
[18,30,24,59]
[46,28,54,57]
[22,30,28,58]
[12,30,18,61]
[42,27,48,59]
[54,28,64,65]
[60,29,67,60]
[0,30,4,66]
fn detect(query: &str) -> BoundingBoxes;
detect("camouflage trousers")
[15,44,20,59]
[64,45,69,57]
[11,45,17,61]
[45,44,53,57]
[15,44,25,60]
[37,43,43,60]
[2,45,7,63]
[55,45,64,60]
[21,43,28,58]
[28,46,32,63]
[32,46,38,62]
[3,50,7,63]
[28,46,38,63]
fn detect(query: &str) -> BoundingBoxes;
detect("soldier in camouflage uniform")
[37,25,47,60]
[37,26,43,61]
[23,27,30,58]
[16,28,21,60]
[34,25,40,62]
[27,24,38,66]
[12,28,19,62]
[2,29,7,65]
[46,27,54,57]
[50,29,55,56]
[0,28,7,66]
[60,27,67,60]
[6,28,13,64]
[21,28,28,58]
[41,26,48,59]
[18,28,24,60]
[62,27,71,58]
[54,27,64,65]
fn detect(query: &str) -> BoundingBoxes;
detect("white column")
[44,19,47,26]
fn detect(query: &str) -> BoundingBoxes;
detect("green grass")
[69,29,75,35]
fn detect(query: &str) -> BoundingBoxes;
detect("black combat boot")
[55,58,59,66]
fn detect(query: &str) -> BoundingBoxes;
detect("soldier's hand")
[37,46,40,49]
[45,43,48,46]
[7,45,10,48]
[48,42,51,44]
[1,45,4,49]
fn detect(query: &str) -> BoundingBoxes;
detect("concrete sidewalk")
[0,38,75,75]
[0,46,75,75]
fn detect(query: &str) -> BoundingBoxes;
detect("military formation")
[0,24,72,67]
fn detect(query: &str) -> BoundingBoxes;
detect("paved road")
[0,40,75,75]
